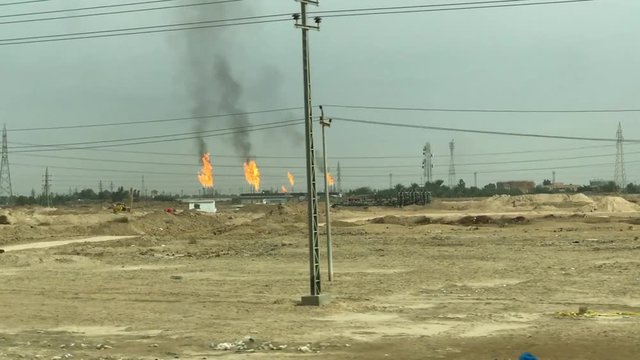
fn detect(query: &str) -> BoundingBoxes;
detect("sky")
[0,0,639,196]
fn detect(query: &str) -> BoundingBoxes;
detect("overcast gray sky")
[1,0,638,195]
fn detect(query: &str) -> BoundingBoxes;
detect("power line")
[7,107,301,132]
[0,0,240,25]
[0,0,47,6]
[2,0,183,18]
[11,121,304,153]
[0,0,591,46]
[325,104,640,114]
[333,117,639,143]
[318,0,593,18]
[312,0,570,15]
[0,18,290,46]
[10,119,301,149]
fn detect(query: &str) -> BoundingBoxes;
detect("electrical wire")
[325,104,640,114]
[0,0,591,46]
[10,119,303,149]
[7,107,302,132]
[11,121,304,153]
[0,0,47,6]
[2,0,186,17]
[0,0,240,25]
[333,117,637,143]
[0,18,291,46]
[318,0,592,19]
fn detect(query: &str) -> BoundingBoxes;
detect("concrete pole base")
[300,294,331,306]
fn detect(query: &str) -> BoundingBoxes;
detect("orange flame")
[287,171,295,187]
[198,153,214,188]
[326,172,335,186]
[243,160,261,192]
[281,185,288,193]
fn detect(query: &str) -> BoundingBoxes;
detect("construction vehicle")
[112,202,131,214]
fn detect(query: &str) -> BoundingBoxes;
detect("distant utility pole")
[42,167,52,207]
[98,180,103,193]
[552,171,556,184]
[614,123,626,190]
[474,172,478,188]
[448,140,456,188]
[319,105,333,282]
[389,173,393,190]
[109,181,114,192]
[0,125,13,206]
[422,142,433,184]
[293,0,328,306]
[141,175,146,198]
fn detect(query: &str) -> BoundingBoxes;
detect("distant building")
[188,199,217,213]
[497,181,536,194]
[547,182,579,192]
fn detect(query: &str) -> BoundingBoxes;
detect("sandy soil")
[0,195,639,359]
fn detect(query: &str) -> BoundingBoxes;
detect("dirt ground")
[1,194,639,359]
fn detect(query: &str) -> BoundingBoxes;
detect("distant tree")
[482,183,497,196]
[349,187,374,196]
[543,179,552,186]
[625,183,640,194]
[78,188,97,199]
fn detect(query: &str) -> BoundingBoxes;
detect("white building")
[188,199,217,213]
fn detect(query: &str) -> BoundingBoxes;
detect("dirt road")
[1,235,139,252]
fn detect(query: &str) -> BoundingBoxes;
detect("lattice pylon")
[0,125,13,206]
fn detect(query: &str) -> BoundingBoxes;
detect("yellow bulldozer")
[112,202,131,214]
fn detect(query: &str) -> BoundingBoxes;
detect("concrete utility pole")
[319,105,333,282]
[552,171,556,185]
[474,172,478,188]
[389,173,393,190]
[294,1,329,306]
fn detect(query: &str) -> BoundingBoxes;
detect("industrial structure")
[187,199,217,213]
[614,122,626,189]
[0,125,12,206]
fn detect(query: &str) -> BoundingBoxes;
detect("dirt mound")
[370,215,431,226]
[581,196,640,213]
[477,193,594,212]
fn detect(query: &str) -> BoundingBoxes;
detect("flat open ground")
[1,194,639,359]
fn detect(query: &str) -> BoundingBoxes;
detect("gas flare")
[281,186,288,193]
[287,171,295,187]
[326,172,335,186]
[198,153,214,188]
[243,160,261,192]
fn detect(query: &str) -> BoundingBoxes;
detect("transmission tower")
[98,180,103,193]
[422,142,433,184]
[614,122,626,189]
[448,140,456,188]
[42,167,52,207]
[0,125,13,206]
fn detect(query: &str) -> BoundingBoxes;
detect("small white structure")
[188,199,217,214]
